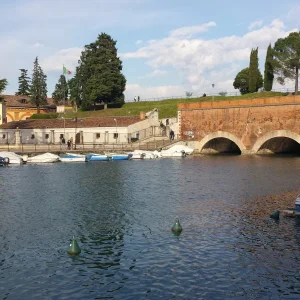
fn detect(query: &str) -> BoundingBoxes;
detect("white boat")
[59,153,86,162]
[130,150,158,159]
[0,151,25,164]
[27,152,60,163]
[153,145,194,158]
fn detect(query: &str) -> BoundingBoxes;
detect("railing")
[126,88,297,102]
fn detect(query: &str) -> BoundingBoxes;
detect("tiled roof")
[0,116,141,129]
[0,95,56,108]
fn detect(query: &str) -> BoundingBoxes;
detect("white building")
[0,110,171,146]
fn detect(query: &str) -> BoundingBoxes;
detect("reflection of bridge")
[178,95,300,154]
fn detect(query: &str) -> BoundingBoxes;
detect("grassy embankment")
[32,91,286,120]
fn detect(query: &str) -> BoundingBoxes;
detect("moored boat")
[59,153,86,162]
[85,153,110,162]
[108,153,133,160]
[0,156,9,166]
[27,152,60,163]
[0,151,25,164]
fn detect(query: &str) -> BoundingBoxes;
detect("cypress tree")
[52,75,68,105]
[77,33,126,109]
[264,44,274,91]
[248,48,259,93]
[30,57,48,113]
[16,69,31,96]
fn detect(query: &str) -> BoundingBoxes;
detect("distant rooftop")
[0,95,56,109]
[0,116,141,129]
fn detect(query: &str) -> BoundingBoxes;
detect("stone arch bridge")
[178,95,300,154]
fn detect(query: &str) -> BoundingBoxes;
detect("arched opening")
[257,137,300,154]
[202,137,242,154]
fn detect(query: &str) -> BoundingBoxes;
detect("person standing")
[134,96,137,102]
[138,96,140,102]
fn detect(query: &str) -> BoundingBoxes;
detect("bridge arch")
[252,130,300,154]
[198,131,246,154]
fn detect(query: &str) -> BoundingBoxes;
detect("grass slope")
[60,91,284,119]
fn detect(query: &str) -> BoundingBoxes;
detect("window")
[96,133,100,139]
[31,134,35,139]
[113,133,118,139]
[2,134,6,139]
[45,134,49,139]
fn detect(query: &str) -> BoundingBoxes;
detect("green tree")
[0,78,8,95]
[16,69,31,96]
[233,68,250,94]
[273,31,300,94]
[264,44,274,91]
[77,33,126,109]
[68,72,82,108]
[52,75,68,105]
[248,48,261,93]
[30,57,47,113]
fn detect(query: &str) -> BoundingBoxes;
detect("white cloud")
[170,22,216,38]
[121,19,296,98]
[41,47,82,72]
[248,20,263,31]
[136,40,143,45]
[141,69,168,78]
[32,42,44,48]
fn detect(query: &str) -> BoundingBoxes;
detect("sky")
[0,0,300,102]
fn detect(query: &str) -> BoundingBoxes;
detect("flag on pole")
[63,66,72,75]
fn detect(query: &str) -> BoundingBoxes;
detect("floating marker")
[67,236,81,255]
[270,210,280,220]
[171,217,183,233]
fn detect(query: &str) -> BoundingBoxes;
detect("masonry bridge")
[178,95,300,155]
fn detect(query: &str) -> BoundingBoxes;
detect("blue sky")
[0,0,299,101]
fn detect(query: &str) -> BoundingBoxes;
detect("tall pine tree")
[52,75,68,105]
[76,33,126,109]
[248,48,261,93]
[264,44,274,91]
[30,57,47,113]
[16,69,31,96]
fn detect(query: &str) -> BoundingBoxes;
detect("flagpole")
[63,65,66,140]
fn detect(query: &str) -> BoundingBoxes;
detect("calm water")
[1,156,300,299]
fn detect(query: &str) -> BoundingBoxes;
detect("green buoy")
[171,217,183,233]
[270,210,280,220]
[67,236,81,255]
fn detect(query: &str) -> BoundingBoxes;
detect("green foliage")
[264,44,274,91]
[248,48,262,93]
[219,91,227,96]
[30,113,58,119]
[30,57,48,113]
[52,75,68,104]
[0,78,8,95]
[234,66,263,95]
[233,68,250,94]
[273,31,300,94]
[16,69,31,96]
[76,33,126,109]
[68,76,81,107]
[185,91,193,98]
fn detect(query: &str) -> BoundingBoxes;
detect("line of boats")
[0,145,194,165]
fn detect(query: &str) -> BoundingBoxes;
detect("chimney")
[140,111,146,120]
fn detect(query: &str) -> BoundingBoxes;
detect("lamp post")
[114,118,118,143]
[212,83,215,102]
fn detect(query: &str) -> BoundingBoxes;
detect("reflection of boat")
[108,153,133,160]
[85,153,110,162]
[27,152,60,163]
[0,151,25,164]
[60,153,86,162]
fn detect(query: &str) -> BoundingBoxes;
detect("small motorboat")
[0,151,25,164]
[85,153,110,162]
[27,152,60,163]
[130,150,158,159]
[60,153,86,162]
[0,156,9,166]
[107,153,133,161]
